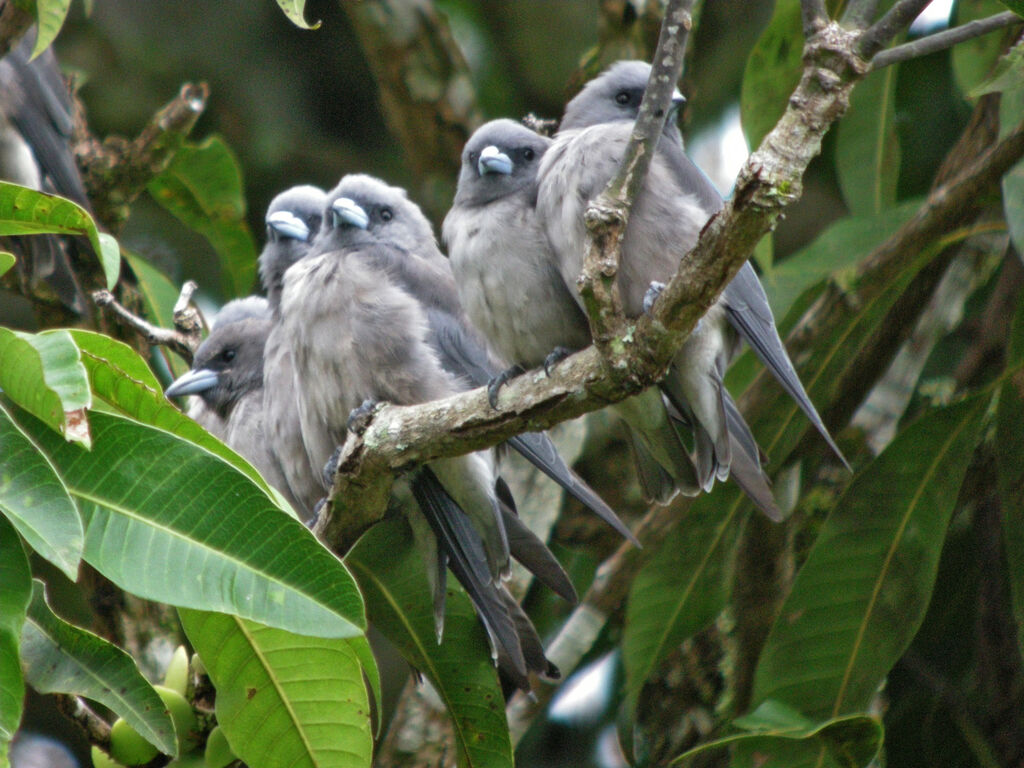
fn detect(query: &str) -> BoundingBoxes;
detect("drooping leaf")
[751,394,988,719]
[622,490,744,720]
[0,251,13,277]
[147,137,257,298]
[347,519,513,768]
[0,402,82,580]
[0,327,90,445]
[21,579,177,756]
[6,405,365,639]
[952,0,1011,98]
[740,0,802,149]
[0,182,120,289]
[836,64,901,216]
[0,516,31,757]
[179,610,372,768]
[30,0,72,59]
[121,250,190,377]
[274,0,322,29]
[66,329,274,496]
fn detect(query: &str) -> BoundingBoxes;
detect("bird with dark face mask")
[0,33,90,315]
[164,297,301,512]
[279,174,573,689]
[260,185,328,518]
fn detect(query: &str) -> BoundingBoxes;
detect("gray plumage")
[0,33,89,314]
[259,187,327,517]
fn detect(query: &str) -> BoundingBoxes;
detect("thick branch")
[92,281,203,364]
[56,694,111,750]
[76,83,208,233]
[801,0,830,37]
[840,0,880,29]
[872,11,1021,69]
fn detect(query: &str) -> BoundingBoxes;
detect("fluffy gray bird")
[0,33,90,314]
[558,60,845,468]
[280,174,560,688]
[164,298,301,511]
[259,186,328,517]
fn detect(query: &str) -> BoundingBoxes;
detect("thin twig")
[93,281,203,364]
[56,694,111,750]
[801,0,830,37]
[858,0,934,58]
[872,11,1021,69]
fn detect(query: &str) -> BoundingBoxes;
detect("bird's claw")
[347,398,379,435]
[643,281,667,315]
[487,366,523,409]
[543,347,572,376]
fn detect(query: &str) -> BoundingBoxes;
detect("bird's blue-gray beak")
[165,368,219,398]
[266,210,311,242]
[478,145,512,176]
[331,197,369,230]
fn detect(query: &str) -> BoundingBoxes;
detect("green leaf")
[0,516,31,754]
[66,329,274,495]
[999,0,1024,15]
[21,579,177,755]
[0,182,120,289]
[622,490,745,720]
[0,327,91,445]
[995,46,1024,255]
[6,406,365,639]
[672,701,882,768]
[347,520,513,768]
[952,0,1010,97]
[120,250,190,377]
[996,287,1024,659]
[30,0,72,59]
[274,0,321,29]
[836,65,901,216]
[740,0,802,149]
[0,251,13,277]
[179,610,372,768]
[751,394,988,719]
[148,137,257,298]
[0,403,82,580]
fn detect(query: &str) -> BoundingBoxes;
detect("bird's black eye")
[221,348,236,363]
[615,91,631,105]
[522,148,535,161]
[380,207,393,222]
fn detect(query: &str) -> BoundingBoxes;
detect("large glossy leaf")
[179,610,372,768]
[0,328,90,445]
[121,250,190,377]
[30,0,72,59]
[148,137,257,298]
[0,402,82,580]
[347,520,513,768]
[622,490,745,720]
[275,0,321,29]
[0,516,31,758]
[672,700,882,768]
[952,0,1010,97]
[0,182,120,289]
[6,406,365,639]
[996,284,1024,658]
[20,580,177,755]
[66,329,274,495]
[836,64,901,216]
[751,394,988,719]
[740,0,801,149]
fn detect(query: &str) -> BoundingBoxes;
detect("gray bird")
[0,33,90,314]
[558,60,846,468]
[164,297,301,511]
[259,186,328,517]
[280,174,561,688]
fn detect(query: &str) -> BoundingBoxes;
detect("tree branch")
[871,11,1021,69]
[858,0,934,58]
[840,0,881,29]
[801,0,830,37]
[76,83,209,233]
[92,281,203,365]
[56,694,111,750]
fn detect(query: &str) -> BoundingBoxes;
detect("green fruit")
[109,718,159,766]
[163,645,190,696]
[204,726,236,768]
[155,684,200,752]
[91,745,125,768]
[190,653,206,678]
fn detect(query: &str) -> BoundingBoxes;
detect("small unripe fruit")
[163,646,190,697]
[108,718,159,766]
[155,684,200,752]
[203,726,235,768]
[90,745,125,768]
